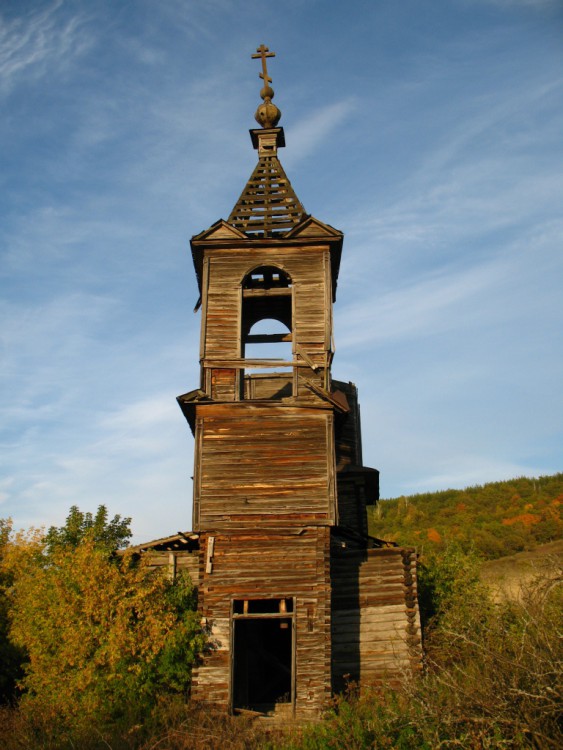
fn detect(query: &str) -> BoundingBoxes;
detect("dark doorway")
[232,617,292,712]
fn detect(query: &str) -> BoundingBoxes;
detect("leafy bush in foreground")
[2,520,205,737]
[0,520,25,703]
[44,504,132,554]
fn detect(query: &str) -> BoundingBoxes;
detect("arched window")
[244,318,292,364]
[241,266,293,400]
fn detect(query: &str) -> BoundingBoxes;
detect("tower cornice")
[190,216,343,300]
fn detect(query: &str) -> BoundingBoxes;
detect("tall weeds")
[281,561,562,749]
[0,699,274,750]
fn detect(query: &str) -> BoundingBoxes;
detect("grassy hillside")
[480,539,563,600]
[369,473,563,560]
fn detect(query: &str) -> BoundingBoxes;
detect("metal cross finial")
[251,44,281,128]
[252,44,275,91]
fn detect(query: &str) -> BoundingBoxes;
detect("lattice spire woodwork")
[227,154,306,237]
[226,45,306,237]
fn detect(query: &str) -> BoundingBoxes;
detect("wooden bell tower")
[177,46,421,720]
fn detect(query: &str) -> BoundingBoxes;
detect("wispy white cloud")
[355,379,561,499]
[0,1,93,95]
[345,75,563,242]
[336,259,508,348]
[284,99,358,167]
[1,380,196,541]
[404,458,556,495]
[409,74,562,173]
[156,0,236,43]
[0,477,14,507]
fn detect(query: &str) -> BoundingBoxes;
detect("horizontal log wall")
[203,247,330,357]
[211,368,237,401]
[194,404,337,531]
[192,528,331,720]
[331,546,422,692]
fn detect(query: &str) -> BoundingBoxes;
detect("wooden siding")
[172,217,423,723]
[243,372,293,400]
[191,527,332,720]
[331,546,422,692]
[204,248,331,358]
[144,549,200,587]
[333,380,363,469]
[201,248,331,399]
[211,368,237,401]
[335,476,369,537]
[332,380,378,535]
[193,404,337,531]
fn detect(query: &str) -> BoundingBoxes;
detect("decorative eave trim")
[191,219,248,242]
[177,389,210,435]
[189,213,343,300]
[285,214,343,240]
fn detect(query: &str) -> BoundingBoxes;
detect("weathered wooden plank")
[200,250,333,388]
[194,405,336,531]
[185,216,422,720]
[192,528,333,717]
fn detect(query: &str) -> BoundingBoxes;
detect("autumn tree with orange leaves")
[1,508,205,730]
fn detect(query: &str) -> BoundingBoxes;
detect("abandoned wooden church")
[135,46,421,721]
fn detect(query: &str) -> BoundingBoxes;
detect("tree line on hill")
[369,473,563,559]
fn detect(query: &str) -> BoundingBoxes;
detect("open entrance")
[232,598,294,713]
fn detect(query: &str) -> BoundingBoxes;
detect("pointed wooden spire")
[227,46,306,237]
[228,154,305,237]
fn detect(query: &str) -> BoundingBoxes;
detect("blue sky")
[1,0,562,543]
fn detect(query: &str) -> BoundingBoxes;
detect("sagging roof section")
[127,531,199,553]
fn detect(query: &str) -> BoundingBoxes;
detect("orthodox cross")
[252,44,275,89]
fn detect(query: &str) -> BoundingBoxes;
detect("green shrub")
[0,519,25,704]
[3,531,206,733]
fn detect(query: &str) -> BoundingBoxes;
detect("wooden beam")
[295,343,320,372]
[203,358,305,369]
[243,287,292,298]
[245,333,292,344]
